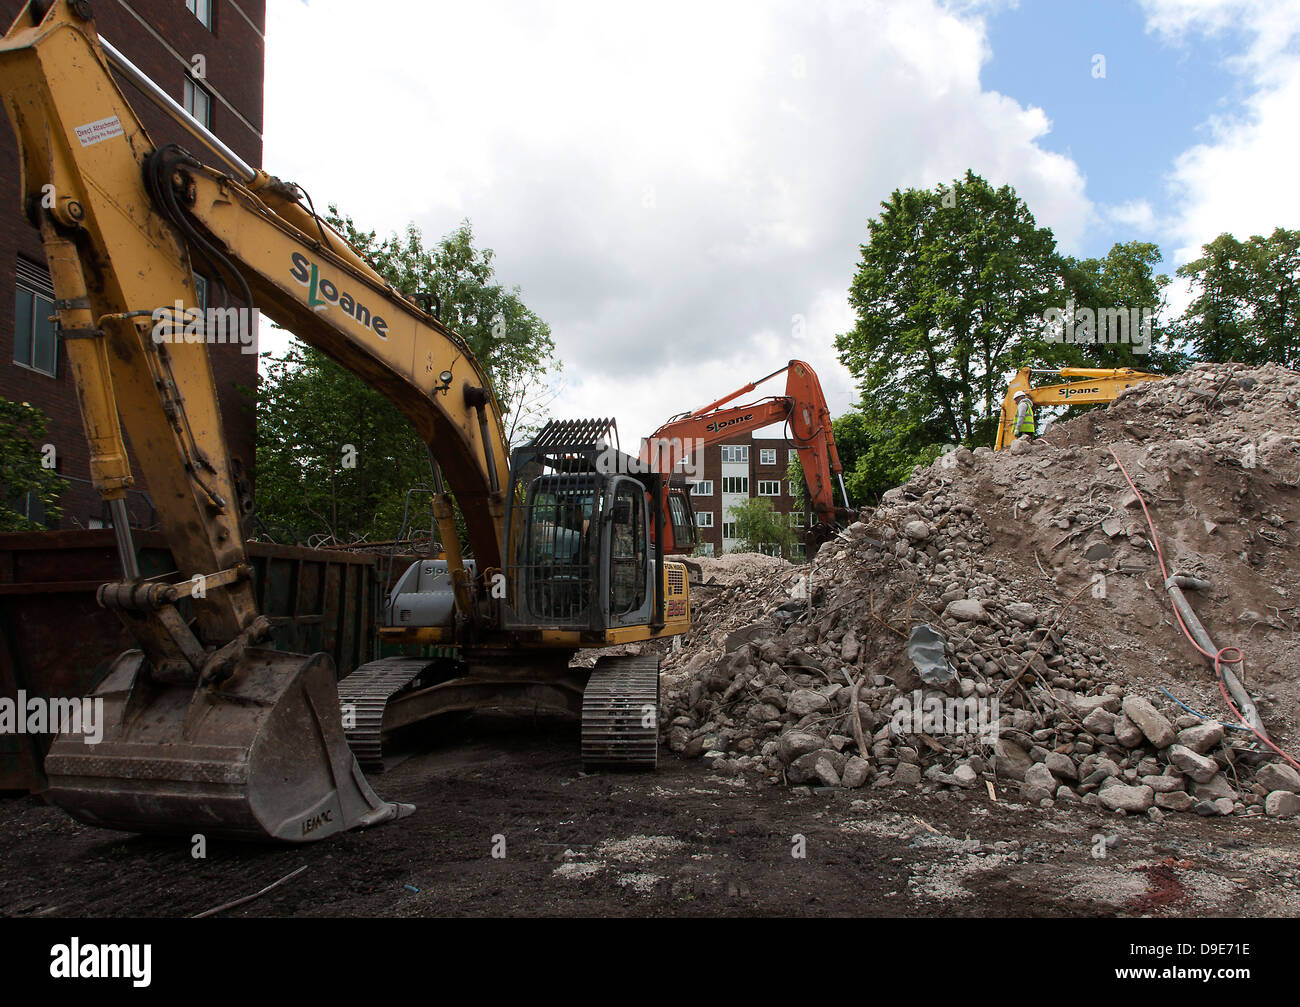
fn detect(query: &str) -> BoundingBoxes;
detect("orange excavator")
[639,360,850,553]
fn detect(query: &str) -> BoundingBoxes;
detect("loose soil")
[1,716,1297,918]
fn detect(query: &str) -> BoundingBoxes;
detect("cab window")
[610,482,647,615]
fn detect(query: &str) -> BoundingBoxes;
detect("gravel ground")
[1,716,1297,918]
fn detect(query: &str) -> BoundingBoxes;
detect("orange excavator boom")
[640,360,848,552]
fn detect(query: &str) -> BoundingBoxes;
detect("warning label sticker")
[74,115,125,147]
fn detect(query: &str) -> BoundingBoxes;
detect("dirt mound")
[655,362,1300,824]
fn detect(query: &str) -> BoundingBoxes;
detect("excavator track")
[581,654,660,770]
[339,657,433,772]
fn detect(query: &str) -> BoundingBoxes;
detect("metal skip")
[43,647,413,842]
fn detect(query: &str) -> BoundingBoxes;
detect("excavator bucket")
[42,647,413,842]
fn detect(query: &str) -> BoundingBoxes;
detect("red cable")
[1107,446,1300,773]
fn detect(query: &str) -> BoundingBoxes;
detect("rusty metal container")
[0,530,383,792]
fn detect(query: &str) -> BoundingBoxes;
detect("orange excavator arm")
[640,360,847,551]
[994,366,1165,449]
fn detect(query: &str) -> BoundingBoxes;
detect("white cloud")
[1142,0,1300,72]
[1140,1,1300,264]
[1104,199,1157,232]
[262,0,1094,443]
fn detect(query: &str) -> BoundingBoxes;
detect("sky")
[259,0,1300,445]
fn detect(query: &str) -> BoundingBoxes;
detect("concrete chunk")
[1122,695,1177,749]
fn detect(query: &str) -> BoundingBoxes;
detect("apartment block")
[684,434,810,559]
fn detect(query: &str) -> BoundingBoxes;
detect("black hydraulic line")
[652,474,665,631]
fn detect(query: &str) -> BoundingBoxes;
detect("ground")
[1,717,1298,918]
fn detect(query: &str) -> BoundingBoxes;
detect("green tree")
[788,411,900,509]
[835,171,1061,488]
[727,497,795,556]
[327,210,562,442]
[255,215,560,544]
[1176,228,1300,366]
[0,398,67,531]
[1058,241,1185,372]
[786,454,808,512]
[255,342,430,543]
[836,407,952,503]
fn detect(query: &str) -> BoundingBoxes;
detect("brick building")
[684,434,810,558]
[0,0,265,528]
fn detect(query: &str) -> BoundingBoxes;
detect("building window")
[720,445,748,464]
[789,448,799,463]
[187,0,213,29]
[759,543,782,557]
[722,522,737,539]
[721,476,748,495]
[695,511,713,528]
[789,511,808,527]
[759,448,776,466]
[790,543,806,561]
[757,480,780,496]
[696,542,715,557]
[689,480,713,496]
[184,78,211,128]
[6,490,48,527]
[14,264,58,377]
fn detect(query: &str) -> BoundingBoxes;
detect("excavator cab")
[504,419,667,636]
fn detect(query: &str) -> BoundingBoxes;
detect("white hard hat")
[1013,390,1029,401]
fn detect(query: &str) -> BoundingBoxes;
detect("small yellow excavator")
[0,1,692,842]
[994,366,1165,450]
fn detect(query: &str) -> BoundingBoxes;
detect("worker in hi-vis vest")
[1012,390,1036,438]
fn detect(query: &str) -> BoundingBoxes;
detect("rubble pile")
[658,363,1300,821]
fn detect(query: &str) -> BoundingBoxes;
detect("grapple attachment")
[43,647,413,842]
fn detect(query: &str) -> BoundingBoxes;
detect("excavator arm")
[0,1,514,840]
[994,366,1165,449]
[1,3,509,620]
[641,360,847,551]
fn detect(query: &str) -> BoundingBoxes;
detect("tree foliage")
[255,342,430,543]
[327,210,561,440]
[836,171,1062,451]
[1058,241,1185,373]
[1175,228,1300,366]
[834,407,950,504]
[726,497,795,555]
[0,398,67,531]
[835,172,1186,496]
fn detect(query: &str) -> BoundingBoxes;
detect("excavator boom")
[641,360,847,551]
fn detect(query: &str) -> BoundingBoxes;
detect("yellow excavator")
[994,366,1165,450]
[0,1,692,842]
